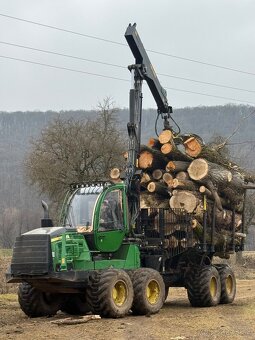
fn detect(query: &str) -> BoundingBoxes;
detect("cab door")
[94,186,128,252]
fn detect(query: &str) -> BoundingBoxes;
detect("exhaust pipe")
[41,200,53,228]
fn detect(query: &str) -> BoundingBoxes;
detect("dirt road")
[1,278,255,340]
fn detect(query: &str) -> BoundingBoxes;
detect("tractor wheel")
[18,282,61,317]
[61,294,91,315]
[87,269,133,318]
[215,265,236,304]
[165,286,170,302]
[132,268,165,315]
[186,266,221,307]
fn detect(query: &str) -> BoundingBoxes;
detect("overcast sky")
[0,0,254,111]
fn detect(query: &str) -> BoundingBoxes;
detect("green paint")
[93,183,128,252]
[51,232,140,272]
[51,183,140,274]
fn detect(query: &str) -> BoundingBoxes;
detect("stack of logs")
[110,129,255,255]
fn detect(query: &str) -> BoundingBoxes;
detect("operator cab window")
[99,190,124,232]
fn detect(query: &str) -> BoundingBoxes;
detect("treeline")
[0,104,254,247]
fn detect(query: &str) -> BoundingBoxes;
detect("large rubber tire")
[165,286,170,302]
[186,266,221,307]
[18,283,61,317]
[87,269,133,318]
[215,265,236,304]
[61,294,91,315]
[132,268,165,315]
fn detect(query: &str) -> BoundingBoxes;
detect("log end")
[188,158,209,180]
[158,129,173,144]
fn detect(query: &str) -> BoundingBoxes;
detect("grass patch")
[0,249,12,257]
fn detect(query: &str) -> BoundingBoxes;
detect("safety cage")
[140,208,194,257]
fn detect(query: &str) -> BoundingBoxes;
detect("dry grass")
[0,251,17,294]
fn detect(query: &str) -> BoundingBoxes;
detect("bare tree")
[25,99,127,205]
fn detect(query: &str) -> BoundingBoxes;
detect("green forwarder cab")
[7,182,150,318]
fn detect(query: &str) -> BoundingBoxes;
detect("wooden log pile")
[110,129,255,255]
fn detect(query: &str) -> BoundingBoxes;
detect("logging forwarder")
[7,24,241,318]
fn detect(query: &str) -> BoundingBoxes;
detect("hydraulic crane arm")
[125,23,172,115]
[124,23,173,185]
[124,24,173,229]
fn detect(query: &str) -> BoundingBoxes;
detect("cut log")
[110,168,121,180]
[158,129,173,144]
[147,181,169,196]
[139,147,168,170]
[172,178,197,191]
[192,218,241,251]
[162,172,174,186]
[199,185,227,209]
[147,138,161,150]
[152,169,164,180]
[141,172,152,184]
[165,161,190,173]
[176,171,190,181]
[161,142,174,156]
[140,192,170,209]
[190,144,254,184]
[184,136,203,157]
[122,151,128,160]
[199,185,243,213]
[204,180,223,211]
[188,158,232,187]
[221,187,244,208]
[215,209,242,231]
[169,190,200,213]
[109,168,123,184]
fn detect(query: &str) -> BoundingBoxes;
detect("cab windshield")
[66,186,103,229]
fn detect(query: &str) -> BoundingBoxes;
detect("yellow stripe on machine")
[51,236,61,243]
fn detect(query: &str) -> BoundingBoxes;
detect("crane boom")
[125,23,171,114]
[124,24,173,228]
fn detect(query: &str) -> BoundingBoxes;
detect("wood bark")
[141,172,152,184]
[199,185,243,213]
[147,138,161,150]
[172,178,197,191]
[147,181,169,196]
[192,218,242,251]
[139,146,168,170]
[50,315,101,325]
[140,192,170,209]
[188,158,232,185]
[165,161,190,173]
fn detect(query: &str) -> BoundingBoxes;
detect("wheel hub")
[112,280,127,306]
[146,280,160,304]
[226,275,233,295]
[210,277,217,297]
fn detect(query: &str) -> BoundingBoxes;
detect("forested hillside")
[0,104,254,247]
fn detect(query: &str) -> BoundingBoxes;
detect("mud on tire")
[18,282,61,317]
[87,269,133,318]
[186,266,221,307]
[131,268,165,315]
[215,264,236,304]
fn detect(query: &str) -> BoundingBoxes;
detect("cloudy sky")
[0,0,254,111]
